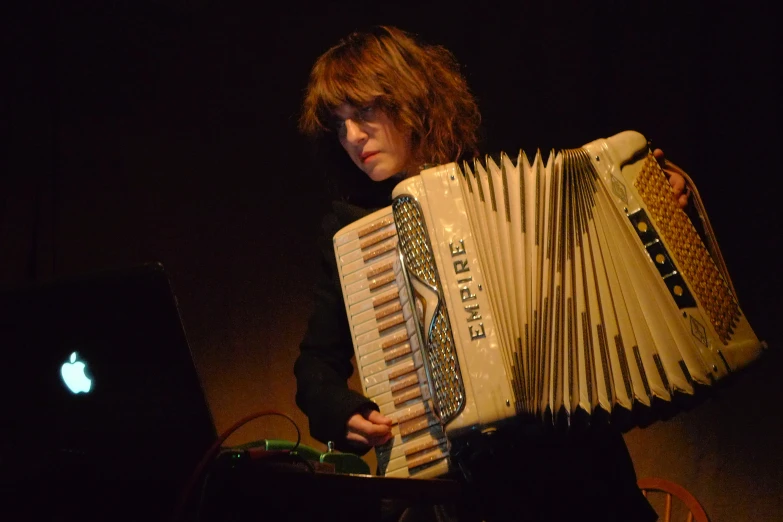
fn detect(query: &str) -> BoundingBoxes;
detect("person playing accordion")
[294,25,697,522]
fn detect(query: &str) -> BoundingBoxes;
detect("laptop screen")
[0,263,217,510]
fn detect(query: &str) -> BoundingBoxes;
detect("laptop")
[0,262,217,520]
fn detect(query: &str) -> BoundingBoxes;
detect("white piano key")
[363,359,417,388]
[387,401,428,425]
[339,237,397,269]
[356,320,409,346]
[345,270,397,296]
[367,368,429,411]
[378,384,431,416]
[361,354,408,379]
[383,458,451,479]
[388,432,446,462]
[381,439,449,476]
[348,289,399,316]
[358,227,398,249]
[405,445,449,471]
[342,259,395,286]
[346,269,398,305]
[396,410,439,437]
[359,341,410,367]
[365,367,420,398]
[361,351,424,386]
[335,215,395,251]
[356,327,409,356]
[353,312,405,337]
[351,302,402,331]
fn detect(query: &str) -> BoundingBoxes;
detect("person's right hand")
[346,408,393,447]
[653,148,689,209]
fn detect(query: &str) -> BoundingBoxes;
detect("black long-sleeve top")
[294,198,387,455]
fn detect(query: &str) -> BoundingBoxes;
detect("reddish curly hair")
[299,26,481,167]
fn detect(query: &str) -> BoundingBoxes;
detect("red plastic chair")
[638,477,710,522]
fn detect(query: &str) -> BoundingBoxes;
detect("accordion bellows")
[333,130,764,478]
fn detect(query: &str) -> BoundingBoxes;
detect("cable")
[170,410,301,522]
[193,468,214,522]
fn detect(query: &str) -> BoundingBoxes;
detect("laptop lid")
[0,262,217,492]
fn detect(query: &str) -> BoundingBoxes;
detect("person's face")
[333,102,415,182]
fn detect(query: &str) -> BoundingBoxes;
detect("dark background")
[2,1,781,519]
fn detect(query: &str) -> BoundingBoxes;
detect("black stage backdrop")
[2,1,781,520]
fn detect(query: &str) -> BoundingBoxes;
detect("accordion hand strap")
[664,159,738,299]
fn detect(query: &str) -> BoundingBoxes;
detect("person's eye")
[359,105,377,121]
[329,118,347,136]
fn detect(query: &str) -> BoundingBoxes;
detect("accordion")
[333,130,764,479]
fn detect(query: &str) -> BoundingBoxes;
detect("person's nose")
[344,119,368,145]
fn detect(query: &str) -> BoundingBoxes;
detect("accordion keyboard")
[334,209,451,479]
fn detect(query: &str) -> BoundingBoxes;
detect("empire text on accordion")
[333,130,764,479]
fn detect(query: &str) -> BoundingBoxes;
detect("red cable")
[170,410,300,522]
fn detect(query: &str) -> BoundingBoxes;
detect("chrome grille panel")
[392,195,466,424]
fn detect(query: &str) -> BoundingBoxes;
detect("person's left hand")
[653,148,689,208]
[345,408,393,448]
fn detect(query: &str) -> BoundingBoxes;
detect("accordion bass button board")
[333,130,764,478]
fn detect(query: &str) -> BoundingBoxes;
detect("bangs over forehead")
[301,30,401,135]
[316,48,385,110]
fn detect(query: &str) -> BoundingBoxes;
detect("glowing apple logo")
[61,352,93,394]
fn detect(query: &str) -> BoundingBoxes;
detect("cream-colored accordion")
[333,130,764,479]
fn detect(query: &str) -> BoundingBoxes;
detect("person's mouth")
[360,151,379,163]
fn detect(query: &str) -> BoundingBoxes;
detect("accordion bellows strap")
[332,130,764,478]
